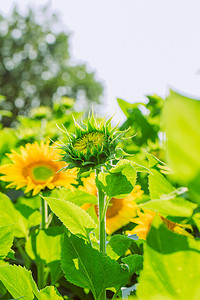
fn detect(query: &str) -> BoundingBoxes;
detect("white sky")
[1,0,200,122]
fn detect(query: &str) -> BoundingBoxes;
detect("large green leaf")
[137,216,200,300]
[42,196,97,240]
[145,164,197,217]
[0,265,40,300]
[164,90,200,184]
[148,169,174,200]
[50,187,97,206]
[0,265,63,300]
[0,192,28,238]
[0,224,14,260]
[61,232,129,300]
[141,196,197,218]
[25,227,64,264]
[96,160,137,199]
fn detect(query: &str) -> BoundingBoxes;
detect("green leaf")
[25,227,64,264]
[48,261,63,285]
[39,286,63,299]
[163,90,200,184]
[0,192,28,238]
[106,235,135,260]
[117,98,140,118]
[15,204,41,229]
[96,160,137,199]
[0,265,40,300]
[122,254,143,275]
[6,249,15,260]
[145,165,196,217]
[148,169,175,200]
[145,152,166,169]
[141,196,197,218]
[42,196,97,240]
[0,224,14,260]
[193,213,200,232]
[50,187,97,206]
[61,232,129,300]
[137,216,200,300]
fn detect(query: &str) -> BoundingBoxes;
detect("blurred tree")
[0,6,103,125]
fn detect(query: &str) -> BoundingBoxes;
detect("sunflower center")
[74,132,106,154]
[32,166,54,182]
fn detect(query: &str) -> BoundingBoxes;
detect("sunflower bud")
[60,113,122,173]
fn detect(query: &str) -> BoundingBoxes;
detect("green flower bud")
[60,113,123,173]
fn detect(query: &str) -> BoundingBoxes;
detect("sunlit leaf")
[96,160,137,199]
[42,196,97,240]
[0,224,14,260]
[61,232,129,300]
[137,216,200,300]
[164,90,200,184]
[0,265,40,300]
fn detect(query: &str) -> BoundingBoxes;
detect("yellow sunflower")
[79,173,143,234]
[127,209,192,239]
[0,141,77,196]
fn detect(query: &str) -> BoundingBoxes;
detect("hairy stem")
[37,197,48,289]
[96,168,107,299]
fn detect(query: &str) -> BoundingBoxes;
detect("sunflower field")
[0,89,200,300]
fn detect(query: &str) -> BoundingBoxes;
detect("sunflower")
[60,113,124,173]
[0,141,77,196]
[79,173,143,234]
[127,209,192,239]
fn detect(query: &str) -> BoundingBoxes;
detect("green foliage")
[1,85,200,299]
[122,254,143,275]
[106,235,135,260]
[141,195,197,218]
[0,192,30,238]
[96,159,137,199]
[39,286,63,299]
[117,95,163,151]
[61,232,129,300]
[164,90,200,184]
[50,187,97,206]
[25,227,64,264]
[0,6,103,125]
[0,224,14,260]
[0,264,63,299]
[0,265,40,300]
[42,196,97,240]
[137,216,200,300]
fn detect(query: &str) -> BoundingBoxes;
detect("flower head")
[0,141,77,196]
[79,173,143,234]
[127,209,192,239]
[60,113,122,173]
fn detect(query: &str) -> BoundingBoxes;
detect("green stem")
[37,262,44,290]
[96,168,107,300]
[98,187,106,254]
[40,197,48,229]
[15,239,31,269]
[37,197,48,289]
